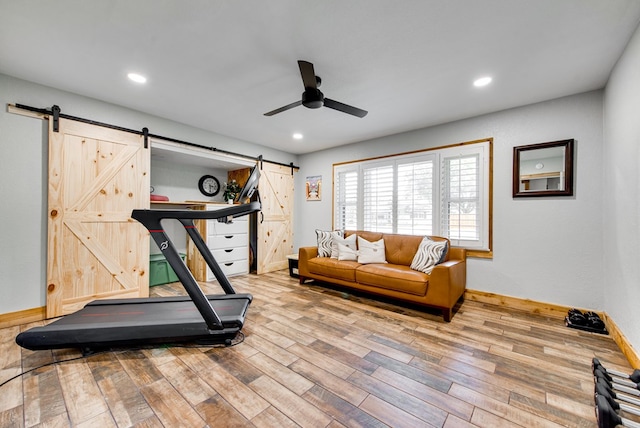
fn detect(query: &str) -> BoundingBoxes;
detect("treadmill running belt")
[16,294,252,351]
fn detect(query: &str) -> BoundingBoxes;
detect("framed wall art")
[306,175,322,201]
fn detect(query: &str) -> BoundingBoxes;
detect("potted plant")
[223,180,242,203]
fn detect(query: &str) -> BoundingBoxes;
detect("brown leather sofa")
[298,231,467,321]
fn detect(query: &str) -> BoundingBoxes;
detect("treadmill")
[16,165,261,353]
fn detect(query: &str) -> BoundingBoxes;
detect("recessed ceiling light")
[473,76,492,87]
[127,73,147,84]
[293,133,303,140]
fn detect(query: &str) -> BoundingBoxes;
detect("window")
[333,139,492,253]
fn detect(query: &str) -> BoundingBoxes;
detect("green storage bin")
[149,253,186,286]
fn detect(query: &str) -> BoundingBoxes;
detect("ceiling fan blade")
[264,100,302,116]
[298,60,318,90]
[323,98,368,118]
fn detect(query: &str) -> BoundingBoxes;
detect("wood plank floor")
[0,270,636,427]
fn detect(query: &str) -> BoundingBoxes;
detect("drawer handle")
[224,262,234,266]
[224,235,233,239]
[224,249,233,253]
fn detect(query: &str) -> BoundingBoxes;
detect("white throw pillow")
[410,237,447,274]
[337,242,358,261]
[316,229,341,257]
[357,236,387,264]
[331,233,357,258]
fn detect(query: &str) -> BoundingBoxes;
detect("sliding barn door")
[47,118,150,317]
[257,162,294,274]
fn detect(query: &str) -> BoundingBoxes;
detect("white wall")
[295,91,605,310]
[0,73,296,314]
[603,23,640,354]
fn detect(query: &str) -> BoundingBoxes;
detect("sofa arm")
[298,247,318,281]
[447,247,466,262]
[426,258,467,310]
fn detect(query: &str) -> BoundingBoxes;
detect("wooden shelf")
[150,201,205,207]
[520,172,561,180]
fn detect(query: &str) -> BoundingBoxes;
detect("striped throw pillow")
[316,229,342,257]
[410,237,448,274]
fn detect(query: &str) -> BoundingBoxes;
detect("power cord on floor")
[0,331,245,388]
[0,352,105,388]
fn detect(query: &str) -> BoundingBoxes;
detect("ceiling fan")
[264,60,368,118]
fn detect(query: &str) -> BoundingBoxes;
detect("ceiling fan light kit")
[264,60,368,118]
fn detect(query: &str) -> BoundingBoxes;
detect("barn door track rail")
[11,103,299,172]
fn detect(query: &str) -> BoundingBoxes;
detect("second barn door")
[257,162,294,274]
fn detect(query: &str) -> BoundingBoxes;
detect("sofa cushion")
[345,230,383,243]
[410,237,448,274]
[382,233,424,265]
[356,264,429,296]
[307,257,359,282]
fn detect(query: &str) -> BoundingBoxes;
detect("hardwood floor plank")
[365,351,451,393]
[288,343,356,380]
[371,366,473,420]
[247,352,314,395]
[544,392,597,423]
[116,350,164,388]
[0,327,23,415]
[443,413,479,428]
[348,370,449,426]
[249,375,332,428]
[23,368,67,427]
[264,320,317,346]
[153,358,216,406]
[302,385,388,428]
[250,406,299,428]
[469,407,523,428]
[407,354,516,403]
[250,324,297,349]
[55,360,108,425]
[74,410,116,428]
[289,358,368,406]
[193,395,252,427]
[139,378,206,427]
[344,333,413,364]
[448,383,569,428]
[307,340,379,375]
[358,394,436,428]
[176,351,270,420]
[205,347,265,385]
[508,391,594,427]
[96,370,155,428]
[0,406,23,428]
[242,331,299,366]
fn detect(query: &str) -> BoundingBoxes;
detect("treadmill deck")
[16,294,252,351]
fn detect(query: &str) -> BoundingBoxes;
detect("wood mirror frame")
[513,139,574,198]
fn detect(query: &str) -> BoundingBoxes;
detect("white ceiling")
[1,1,639,155]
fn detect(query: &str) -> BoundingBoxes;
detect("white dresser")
[187,203,249,281]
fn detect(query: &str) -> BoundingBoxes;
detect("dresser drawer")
[207,234,247,249]
[212,247,248,263]
[207,259,248,279]
[207,218,248,236]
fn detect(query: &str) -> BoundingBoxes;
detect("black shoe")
[585,311,605,330]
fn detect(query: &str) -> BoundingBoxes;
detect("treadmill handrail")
[131,201,260,224]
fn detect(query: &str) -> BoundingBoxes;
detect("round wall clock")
[198,175,220,197]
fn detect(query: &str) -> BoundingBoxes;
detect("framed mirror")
[513,139,574,197]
